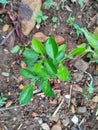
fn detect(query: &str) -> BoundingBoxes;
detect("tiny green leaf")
[20,68,35,78]
[19,84,33,104]
[41,80,55,97]
[57,64,70,81]
[11,45,20,53]
[58,44,66,52]
[45,37,58,59]
[32,38,45,54]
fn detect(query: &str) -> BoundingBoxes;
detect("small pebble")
[2,72,10,77]
[41,123,50,130]
[71,115,78,124]
[77,106,87,113]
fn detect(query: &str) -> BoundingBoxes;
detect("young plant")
[19,37,70,104]
[81,28,98,63]
[0,93,7,106]
[0,0,9,4]
[66,17,82,36]
[36,10,48,24]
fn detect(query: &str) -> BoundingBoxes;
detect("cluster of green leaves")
[19,36,90,105]
[19,37,70,104]
[44,0,66,10]
[36,10,48,24]
[81,28,98,63]
[78,0,83,7]
[0,93,7,106]
[0,0,9,4]
[66,16,82,36]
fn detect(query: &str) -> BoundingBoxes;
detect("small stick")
[68,85,72,108]
[52,98,64,117]
[2,124,9,130]
[0,104,26,111]
[17,124,23,130]
[0,28,15,45]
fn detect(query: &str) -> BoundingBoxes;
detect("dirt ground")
[0,0,98,130]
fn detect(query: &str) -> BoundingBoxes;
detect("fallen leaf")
[2,24,9,32]
[33,32,48,42]
[92,95,98,103]
[6,100,13,107]
[74,59,89,71]
[51,122,62,130]
[54,35,65,44]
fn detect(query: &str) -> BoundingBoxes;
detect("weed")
[52,16,58,23]
[0,93,7,106]
[35,10,48,24]
[66,16,82,36]
[19,36,89,104]
[0,0,9,4]
[44,0,66,10]
[78,0,83,7]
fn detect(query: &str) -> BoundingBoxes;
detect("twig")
[0,28,15,45]
[68,85,72,108]
[52,98,64,117]
[17,124,23,130]
[0,104,27,111]
[2,124,9,130]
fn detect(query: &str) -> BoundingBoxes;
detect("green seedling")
[44,0,66,10]
[19,30,96,105]
[81,28,98,63]
[52,16,58,23]
[66,16,82,36]
[19,37,71,104]
[0,93,7,106]
[36,10,48,24]
[78,0,83,7]
[0,0,9,4]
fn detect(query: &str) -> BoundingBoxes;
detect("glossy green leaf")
[38,68,49,78]
[45,60,57,75]
[68,43,87,58]
[41,80,55,97]
[82,28,98,50]
[58,44,66,52]
[57,64,70,81]
[34,63,42,73]
[45,37,58,59]
[32,38,45,54]
[20,68,35,78]
[56,51,65,62]
[23,49,38,59]
[23,49,39,66]
[11,45,20,53]
[19,84,33,104]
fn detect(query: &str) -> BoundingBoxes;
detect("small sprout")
[52,16,58,23]
[66,17,75,26]
[36,10,48,24]
[0,93,7,106]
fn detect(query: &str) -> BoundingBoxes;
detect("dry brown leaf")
[92,95,98,103]
[5,100,13,108]
[74,59,89,71]
[2,24,9,32]
[33,32,48,42]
